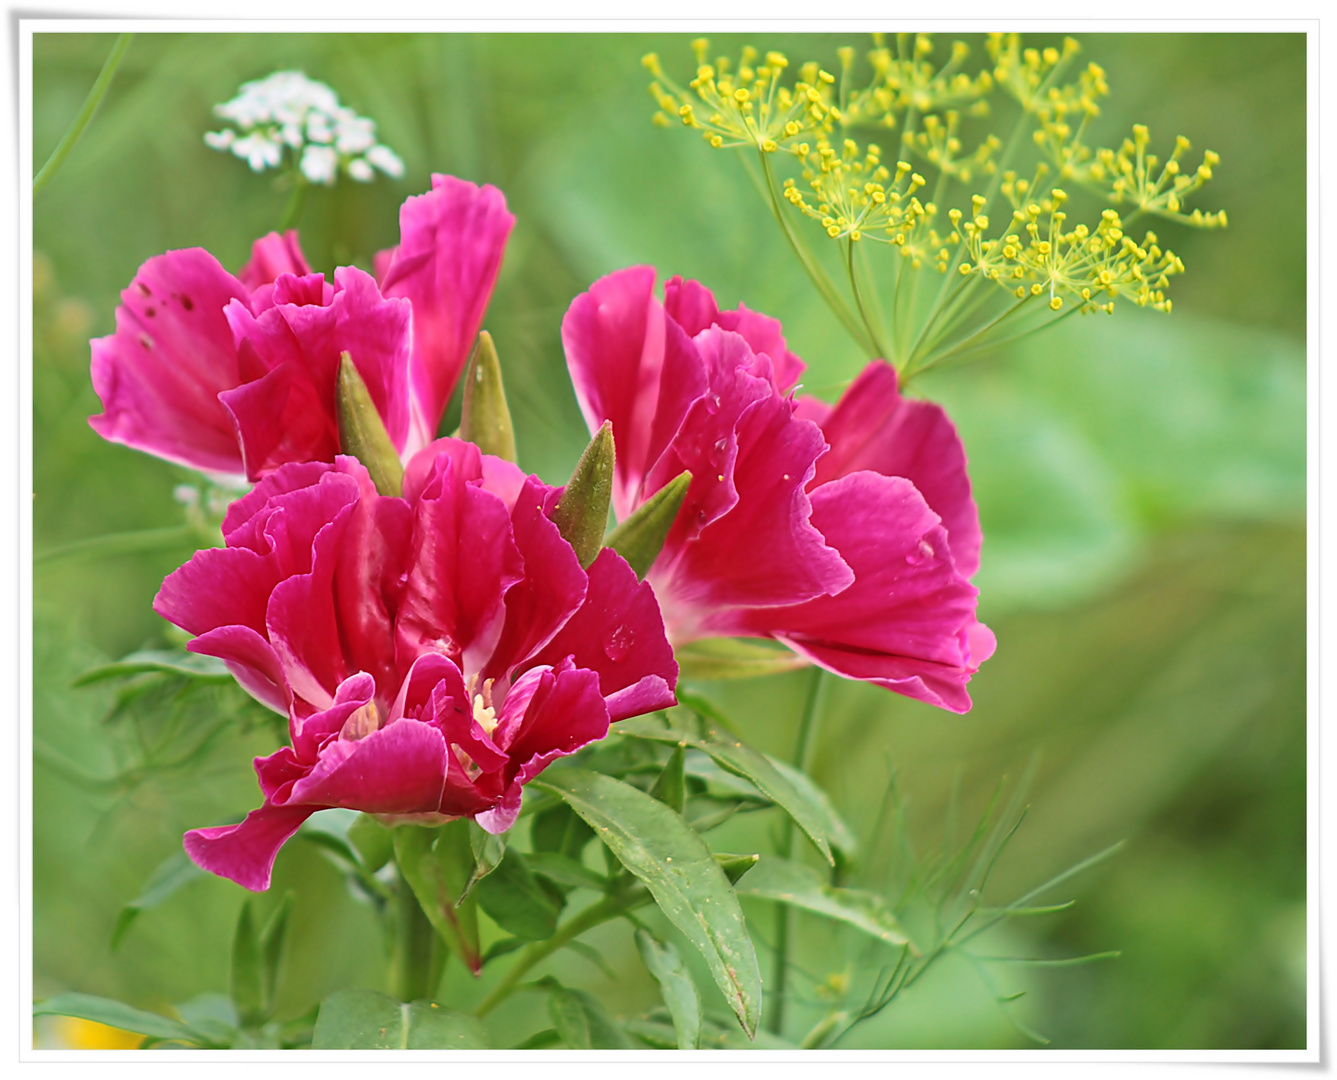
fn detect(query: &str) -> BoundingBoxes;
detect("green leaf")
[457,823,507,906]
[230,900,264,1026]
[552,421,614,568]
[34,993,203,1045]
[736,858,907,946]
[259,894,292,1021]
[675,637,809,681]
[336,352,404,498]
[635,929,701,1049]
[525,851,610,893]
[545,980,630,1048]
[459,330,517,462]
[604,471,691,578]
[649,744,685,813]
[73,648,231,686]
[767,757,859,856]
[715,852,760,885]
[620,712,847,865]
[110,851,205,949]
[392,823,482,973]
[534,769,762,1038]
[530,800,595,858]
[311,988,488,1049]
[474,849,563,940]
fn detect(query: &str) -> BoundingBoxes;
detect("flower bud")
[604,471,692,579]
[552,421,614,569]
[336,352,403,497]
[459,330,517,463]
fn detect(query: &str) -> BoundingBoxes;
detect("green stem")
[473,891,645,1018]
[278,174,308,232]
[390,866,443,1003]
[921,299,1081,376]
[33,33,133,197]
[845,241,891,361]
[768,666,828,1037]
[754,151,876,357]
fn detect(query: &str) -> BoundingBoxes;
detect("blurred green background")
[32,32,1306,1049]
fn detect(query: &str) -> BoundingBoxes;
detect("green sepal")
[459,330,517,462]
[715,852,761,885]
[336,352,404,497]
[552,421,614,568]
[604,471,692,578]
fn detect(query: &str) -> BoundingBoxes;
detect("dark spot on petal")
[139,333,154,349]
[135,281,151,297]
[144,307,155,317]
[180,294,194,311]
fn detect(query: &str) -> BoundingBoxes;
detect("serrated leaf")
[73,648,231,686]
[620,713,847,864]
[34,993,203,1045]
[545,980,630,1048]
[111,851,205,949]
[675,637,809,681]
[474,849,563,940]
[392,823,481,973]
[635,929,701,1049]
[311,988,488,1049]
[534,769,762,1037]
[736,857,907,946]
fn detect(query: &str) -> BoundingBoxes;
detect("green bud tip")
[336,352,403,498]
[459,330,517,463]
[552,421,615,569]
[604,470,692,579]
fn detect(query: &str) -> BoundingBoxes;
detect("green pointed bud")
[714,852,760,885]
[336,352,403,498]
[552,422,614,569]
[605,471,692,579]
[459,330,517,463]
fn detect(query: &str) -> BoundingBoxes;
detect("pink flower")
[562,267,994,713]
[154,438,677,892]
[90,175,514,481]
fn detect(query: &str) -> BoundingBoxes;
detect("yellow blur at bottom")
[46,1016,144,1050]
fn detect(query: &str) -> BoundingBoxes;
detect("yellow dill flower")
[957,190,1185,313]
[784,136,947,261]
[840,34,994,131]
[986,34,1085,115]
[1084,126,1227,227]
[905,110,1002,184]
[643,41,836,153]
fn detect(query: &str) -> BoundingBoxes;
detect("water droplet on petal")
[604,624,635,661]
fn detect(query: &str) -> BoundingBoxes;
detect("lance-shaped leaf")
[34,994,206,1046]
[649,744,685,813]
[735,857,908,947]
[604,471,691,578]
[230,900,265,1027]
[635,929,701,1049]
[75,649,231,686]
[673,637,809,681]
[311,988,488,1049]
[474,849,563,940]
[618,712,851,865]
[337,352,403,497]
[459,330,517,462]
[535,769,762,1038]
[111,851,206,950]
[392,823,482,973]
[544,979,630,1048]
[552,421,614,568]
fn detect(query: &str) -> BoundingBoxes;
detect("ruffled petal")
[664,275,805,391]
[379,175,514,447]
[184,803,316,892]
[810,361,982,577]
[89,249,250,474]
[239,230,311,291]
[287,717,450,814]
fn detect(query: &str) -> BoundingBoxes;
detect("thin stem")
[473,891,645,1018]
[922,300,1081,376]
[755,152,876,356]
[908,295,1036,379]
[33,34,133,196]
[768,666,828,1037]
[845,241,891,361]
[34,524,202,566]
[278,174,309,232]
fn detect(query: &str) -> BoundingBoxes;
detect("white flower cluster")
[204,71,405,186]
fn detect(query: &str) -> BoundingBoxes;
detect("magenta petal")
[529,547,677,721]
[89,249,250,474]
[239,231,311,291]
[740,471,989,713]
[483,477,588,680]
[288,718,450,815]
[379,175,514,444]
[810,361,982,577]
[664,276,805,391]
[333,494,414,693]
[219,361,338,481]
[188,626,289,714]
[290,672,378,760]
[184,803,316,892]
[498,663,610,783]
